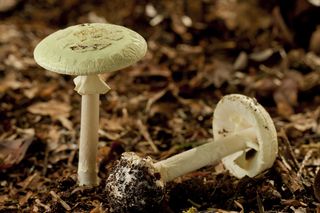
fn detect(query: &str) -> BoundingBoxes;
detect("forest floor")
[0,0,320,212]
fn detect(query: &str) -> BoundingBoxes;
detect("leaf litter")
[0,0,320,212]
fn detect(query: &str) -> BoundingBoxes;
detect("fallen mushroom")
[33,23,147,186]
[105,94,278,212]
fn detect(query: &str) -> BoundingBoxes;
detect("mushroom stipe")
[105,94,278,213]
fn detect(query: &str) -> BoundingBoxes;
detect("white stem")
[154,127,256,182]
[78,94,99,186]
[74,75,110,186]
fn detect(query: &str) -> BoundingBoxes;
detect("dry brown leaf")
[38,83,59,97]
[249,48,275,62]
[0,194,9,204]
[190,60,233,89]
[304,52,320,70]
[27,100,71,119]
[100,117,125,132]
[0,0,18,12]
[90,204,104,213]
[309,26,320,54]
[233,51,248,70]
[253,77,278,97]
[288,108,320,132]
[0,72,30,93]
[302,71,320,91]
[23,82,58,99]
[178,99,213,118]
[17,172,40,190]
[274,159,305,194]
[0,128,34,170]
[0,24,21,42]
[274,72,303,117]
[213,0,271,36]
[46,126,61,151]
[146,89,169,112]
[57,116,73,130]
[185,0,202,22]
[19,191,33,206]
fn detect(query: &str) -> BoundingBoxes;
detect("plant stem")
[154,127,256,182]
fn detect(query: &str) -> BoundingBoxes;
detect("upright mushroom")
[105,94,278,213]
[33,23,147,186]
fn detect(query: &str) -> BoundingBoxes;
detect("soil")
[0,0,320,212]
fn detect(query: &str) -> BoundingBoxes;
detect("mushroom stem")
[154,127,256,182]
[74,75,111,186]
[78,94,100,186]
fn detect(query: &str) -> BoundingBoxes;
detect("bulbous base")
[105,152,165,213]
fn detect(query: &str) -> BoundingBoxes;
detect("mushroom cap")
[212,94,278,178]
[33,23,147,75]
[105,152,164,213]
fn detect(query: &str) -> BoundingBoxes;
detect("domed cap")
[33,23,147,75]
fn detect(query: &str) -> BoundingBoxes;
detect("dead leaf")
[213,0,271,36]
[190,60,233,89]
[184,0,202,22]
[17,172,40,190]
[309,26,320,54]
[57,116,73,130]
[0,24,21,42]
[146,89,169,112]
[253,77,278,97]
[288,108,320,132]
[304,52,320,70]
[0,72,30,93]
[23,82,58,99]
[0,0,18,12]
[178,98,213,118]
[233,51,248,70]
[19,191,33,206]
[274,159,305,194]
[0,128,34,170]
[234,200,245,213]
[46,126,61,151]
[302,71,320,91]
[27,100,71,119]
[249,48,275,62]
[274,72,303,117]
[308,0,320,7]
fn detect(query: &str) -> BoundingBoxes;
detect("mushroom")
[33,23,147,186]
[105,94,278,212]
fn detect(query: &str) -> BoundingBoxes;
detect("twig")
[137,119,159,153]
[256,192,265,213]
[278,128,300,171]
[35,198,51,211]
[274,159,304,193]
[272,6,293,44]
[42,143,49,176]
[22,172,38,190]
[297,149,314,179]
[50,190,71,211]
[68,149,76,166]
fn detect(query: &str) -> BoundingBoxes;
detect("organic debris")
[0,0,320,212]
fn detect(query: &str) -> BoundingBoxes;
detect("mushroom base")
[106,152,164,213]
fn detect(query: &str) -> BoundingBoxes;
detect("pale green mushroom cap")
[33,23,147,75]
